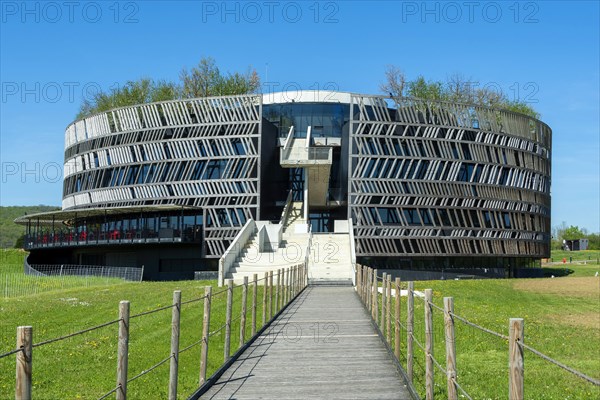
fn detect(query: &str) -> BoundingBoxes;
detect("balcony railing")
[280,146,332,166]
[24,227,202,250]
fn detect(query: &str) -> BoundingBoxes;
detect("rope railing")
[0,347,23,359]
[181,294,208,305]
[178,338,203,354]
[97,385,120,400]
[517,340,600,386]
[127,354,173,383]
[448,311,509,341]
[33,318,122,348]
[430,353,447,375]
[452,378,474,400]
[130,304,174,319]
[355,264,599,400]
[7,262,309,399]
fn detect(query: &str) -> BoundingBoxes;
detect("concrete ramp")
[308,233,354,285]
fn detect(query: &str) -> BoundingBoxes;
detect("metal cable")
[453,378,474,400]
[33,318,121,348]
[517,340,600,386]
[449,311,509,341]
[130,304,174,319]
[127,354,172,383]
[0,347,23,359]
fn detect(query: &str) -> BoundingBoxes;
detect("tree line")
[77,57,260,120]
[77,59,540,120]
[552,222,599,250]
[380,65,540,118]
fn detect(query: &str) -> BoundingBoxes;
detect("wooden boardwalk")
[199,286,416,399]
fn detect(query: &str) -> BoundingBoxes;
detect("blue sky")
[1,1,598,233]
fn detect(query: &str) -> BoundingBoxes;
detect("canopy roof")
[14,205,201,226]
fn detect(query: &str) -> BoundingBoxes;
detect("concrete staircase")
[308,233,354,286]
[229,203,309,285]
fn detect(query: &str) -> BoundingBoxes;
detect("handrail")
[283,125,295,150]
[279,189,294,228]
[218,219,256,286]
[348,218,357,285]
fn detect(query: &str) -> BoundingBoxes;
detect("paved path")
[201,286,415,399]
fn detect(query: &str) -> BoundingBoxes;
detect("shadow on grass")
[542,267,574,277]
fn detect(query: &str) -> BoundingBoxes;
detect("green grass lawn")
[0,255,274,399]
[548,249,600,263]
[380,266,600,399]
[2,249,599,399]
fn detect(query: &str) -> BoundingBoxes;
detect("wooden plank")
[200,287,415,400]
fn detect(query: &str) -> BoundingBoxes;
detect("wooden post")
[251,274,258,336]
[281,268,287,305]
[293,265,297,297]
[262,272,268,326]
[15,326,32,400]
[240,276,248,347]
[381,273,387,332]
[116,300,130,400]
[366,268,371,310]
[268,271,274,319]
[275,269,280,313]
[199,286,211,385]
[386,275,392,343]
[365,267,370,304]
[169,291,181,400]
[372,269,378,322]
[395,277,401,360]
[224,279,233,362]
[407,281,414,383]
[286,268,292,303]
[424,289,434,400]
[444,297,457,400]
[509,318,524,400]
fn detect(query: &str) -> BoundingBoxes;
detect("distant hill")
[0,206,60,248]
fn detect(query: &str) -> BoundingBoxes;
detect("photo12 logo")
[1,81,117,104]
[201,1,340,23]
[400,1,540,24]
[1,162,63,184]
[1,1,140,24]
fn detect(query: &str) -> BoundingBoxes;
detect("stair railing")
[279,189,294,229]
[218,219,257,286]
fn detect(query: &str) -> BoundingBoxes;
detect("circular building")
[17,91,551,280]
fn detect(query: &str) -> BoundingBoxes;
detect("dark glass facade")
[17,92,552,280]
